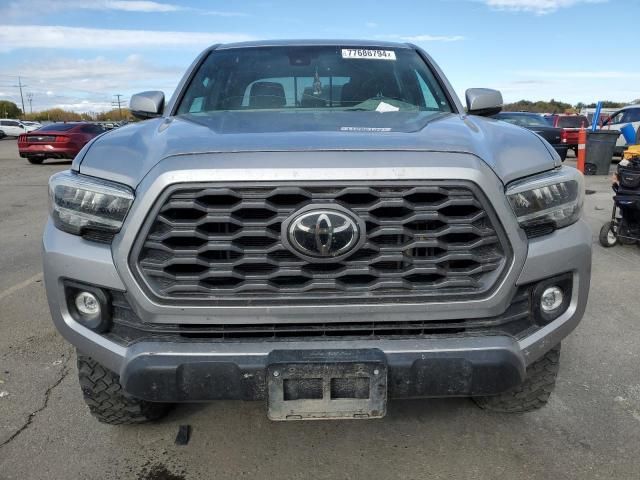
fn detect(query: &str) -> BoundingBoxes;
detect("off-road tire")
[27,157,44,164]
[599,222,618,247]
[473,344,560,413]
[77,352,170,424]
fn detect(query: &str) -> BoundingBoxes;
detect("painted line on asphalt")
[0,273,44,302]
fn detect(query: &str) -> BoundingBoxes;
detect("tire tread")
[77,352,169,424]
[473,344,560,413]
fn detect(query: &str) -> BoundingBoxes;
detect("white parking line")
[0,273,43,302]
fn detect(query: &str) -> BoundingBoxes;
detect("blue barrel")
[620,123,637,145]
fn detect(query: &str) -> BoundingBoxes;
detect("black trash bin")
[585,130,620,175]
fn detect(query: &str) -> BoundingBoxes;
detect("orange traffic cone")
[577,128,587,173]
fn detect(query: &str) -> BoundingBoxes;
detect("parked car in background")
[21,120,43,132]
[545,114,590,155]
[0,129,6,140]
[18,122,105,164]
[602,105,640,155]
[0,119,30,136]
[581,107,619,127]
[493,112,567,160]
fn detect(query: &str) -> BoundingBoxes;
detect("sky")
[0,0,639,113]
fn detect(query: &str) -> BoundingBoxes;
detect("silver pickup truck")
[43,40,591,424]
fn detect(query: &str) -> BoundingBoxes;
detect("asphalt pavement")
[0,137,639,480]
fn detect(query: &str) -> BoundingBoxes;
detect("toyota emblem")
[282,205,366,262]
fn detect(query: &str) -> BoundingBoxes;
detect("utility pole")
[13,76,27,117]
[26,92,33,114]
[112,94,125,121]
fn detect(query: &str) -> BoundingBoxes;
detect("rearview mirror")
[465,88,503,117]
[130,91,165,119]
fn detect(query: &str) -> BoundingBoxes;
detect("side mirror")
[130,91,165,119]
[465,88,503,117]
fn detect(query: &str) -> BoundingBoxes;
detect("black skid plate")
[266,349,387,421]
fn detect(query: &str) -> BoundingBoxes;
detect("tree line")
[502,99,637,114]
[0,101,133,122]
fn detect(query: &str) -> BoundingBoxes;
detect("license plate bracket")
[267,349,387,421]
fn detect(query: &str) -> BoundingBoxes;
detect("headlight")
[48,171,134,240]
[506,167,584,235]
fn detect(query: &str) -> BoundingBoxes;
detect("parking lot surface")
[0,138,639,480]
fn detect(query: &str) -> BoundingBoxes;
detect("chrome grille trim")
[131,181,512,306]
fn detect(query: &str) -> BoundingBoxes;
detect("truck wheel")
[599,222,618,247]
[27,157,44,164]
[77,352,171,424]
[473,344,560,413]
[559,149,567,162]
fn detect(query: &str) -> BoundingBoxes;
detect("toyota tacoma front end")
[43,41,591,423]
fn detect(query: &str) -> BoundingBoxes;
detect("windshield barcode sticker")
[341,49,396,60]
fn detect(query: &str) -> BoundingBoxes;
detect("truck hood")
[77,111,560,187]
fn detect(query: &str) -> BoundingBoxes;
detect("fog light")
[65,283,111,333]
[75,291,101,316]
[541,286,563,313]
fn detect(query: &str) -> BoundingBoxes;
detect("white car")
[602,105,640,154]
[21,121,42,132]
[0,119,31,136]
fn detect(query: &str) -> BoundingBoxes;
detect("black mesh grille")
[106,286,534,345]
[132,182,511,305]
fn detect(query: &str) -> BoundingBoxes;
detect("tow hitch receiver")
[267,349,387,421]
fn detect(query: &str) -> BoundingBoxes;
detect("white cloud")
[11,55,182,92]
[480,0,606,15]
[0,0,247,16]
[102,1,182,12]
[53,100,115,111]
[0,25,255,51]
[452,67,639,104]
[1,55,185,112]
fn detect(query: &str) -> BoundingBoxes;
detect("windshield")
[176,46,453,115]
[498,113,549,127]
[38,123,77,132]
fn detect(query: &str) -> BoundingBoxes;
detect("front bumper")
[43,216,592,401]
[120,336,525,402]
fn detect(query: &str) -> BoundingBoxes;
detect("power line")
[26,92,33,114]
[12,77,27,117]
[111,94,127,120]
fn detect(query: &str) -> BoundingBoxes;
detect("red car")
[544,114,590,155]
[18,123,105,164]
